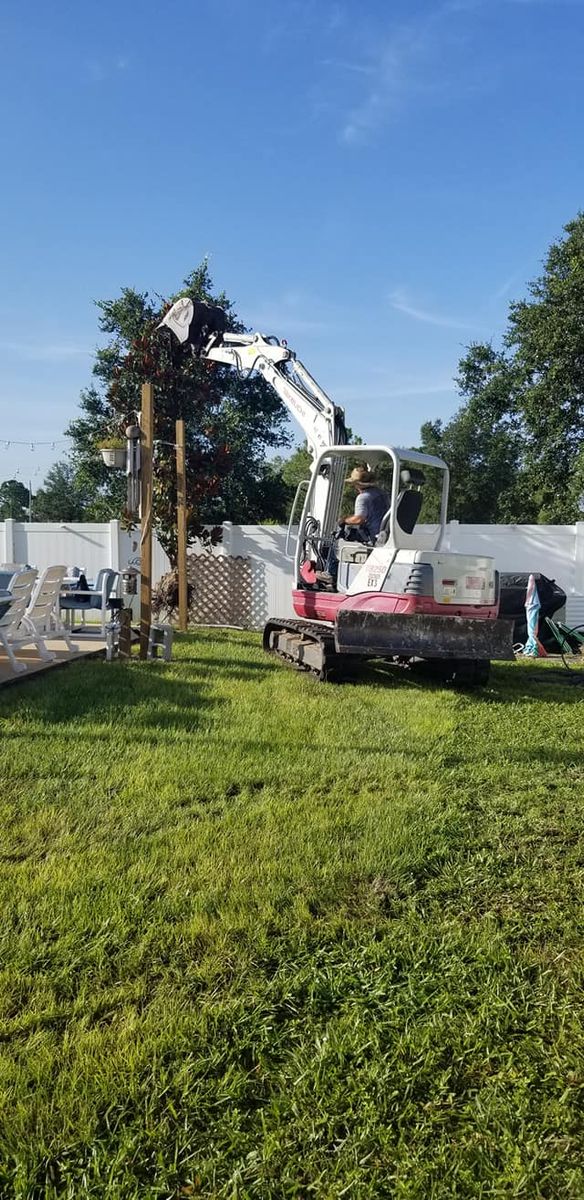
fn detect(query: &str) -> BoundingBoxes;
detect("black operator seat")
[396,488,423,534]
[375,469,425,546]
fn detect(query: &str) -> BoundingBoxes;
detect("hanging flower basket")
[98,441,127,469]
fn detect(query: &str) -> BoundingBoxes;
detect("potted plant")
[97,437,127,469]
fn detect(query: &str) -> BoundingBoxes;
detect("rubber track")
[263,618,339,680]
[263,619,490,687]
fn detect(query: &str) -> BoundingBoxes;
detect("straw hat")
[348,466,376,485]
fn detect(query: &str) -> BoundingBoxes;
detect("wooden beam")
[139,382,154,659]
[176,418,188,633]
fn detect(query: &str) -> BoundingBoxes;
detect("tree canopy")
[65,262,292,560]
[0,479,30,521]
[32,463,91,523]
[421,213,584,524]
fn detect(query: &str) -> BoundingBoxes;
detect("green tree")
[419,344,525,522]
[66,262,291,561]
[421,213,584,524]
[32,462,91,522]
[261,443,314,522]
[266,431,365,525]
[0,479,30,521]
[505,213,584,520]
[279,443,313,492]
[64,387,128,521]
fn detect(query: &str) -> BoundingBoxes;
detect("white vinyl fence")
[2,518,584,627]
[0,518,170,594]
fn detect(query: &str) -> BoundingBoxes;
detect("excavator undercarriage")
[263,616,500,686]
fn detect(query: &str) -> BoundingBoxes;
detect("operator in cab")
[316,466,389,589]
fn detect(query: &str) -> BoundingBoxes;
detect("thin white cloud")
[389,289,479,332]
[246,312,329,337]
[357,367,458,396]
[86,55,129,83]
[326,3,346,32]
[321,58,375,75]
[245,290,332,337]
[261,0,344,52]
[391,381,455,396]
[335,380,455,401]
[443,0,482,11]
[338,3,468,144]
[336,0,577,145]
[87,61,106,83]
[505,0,584,5]
[488,272,523,305]
[0,341,91,362]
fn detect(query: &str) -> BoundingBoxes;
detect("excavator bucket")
[335,610,515,662]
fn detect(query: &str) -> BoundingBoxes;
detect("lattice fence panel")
[249,560,269,627]
[186,555,254,627]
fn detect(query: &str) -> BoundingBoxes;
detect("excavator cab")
[292,445,448,593]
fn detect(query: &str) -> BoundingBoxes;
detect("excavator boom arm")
[158,298,347,456]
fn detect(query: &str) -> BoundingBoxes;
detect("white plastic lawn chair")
[23,565,78,653]
[0,564,30,590]
[0,569,55,674]
[59,568,120,637]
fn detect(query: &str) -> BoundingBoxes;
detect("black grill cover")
[499,573,566,650]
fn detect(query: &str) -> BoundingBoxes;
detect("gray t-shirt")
[354,486,389,537]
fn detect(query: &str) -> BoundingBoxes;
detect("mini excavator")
[159,298,513,685]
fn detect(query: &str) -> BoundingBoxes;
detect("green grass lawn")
[0,632,583,1199]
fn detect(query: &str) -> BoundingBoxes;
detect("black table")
[0,589,13,621]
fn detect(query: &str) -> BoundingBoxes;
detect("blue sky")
[1,0,583,487]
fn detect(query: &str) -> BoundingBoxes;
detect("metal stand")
[104,599,125,661]
[147,623,174,661]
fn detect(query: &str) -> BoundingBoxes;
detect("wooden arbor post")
[139,382,154,659]
[176,418,188,632]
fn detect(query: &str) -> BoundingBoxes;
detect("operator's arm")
[342,491,368,526]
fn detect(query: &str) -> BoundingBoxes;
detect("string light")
[2,437,70,447]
